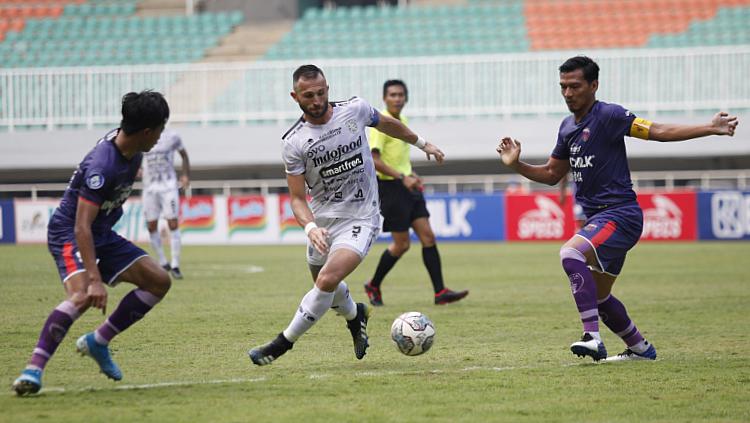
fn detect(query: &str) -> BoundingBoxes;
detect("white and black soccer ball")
[390,312,436,356]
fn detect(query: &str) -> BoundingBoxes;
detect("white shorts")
[142,189,180,222]
[306,215,381,266]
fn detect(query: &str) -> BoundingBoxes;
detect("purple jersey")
[551,101,638,217]
[50,129,142,233]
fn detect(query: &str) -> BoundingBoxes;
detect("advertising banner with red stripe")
[228,195,267,233]
[636,191,697,241]
[505,193,578,241]
[180,196,216,232]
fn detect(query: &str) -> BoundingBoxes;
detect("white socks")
[282,286,334,342]
[170,229,181,268]
[631,339,650,354]
[149,231,167,266]
[331,281,357,320]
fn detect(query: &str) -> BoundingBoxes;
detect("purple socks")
[561,248,599,333]
[28,301,80,370]
[598,294,645,347]
[94,289,161,345]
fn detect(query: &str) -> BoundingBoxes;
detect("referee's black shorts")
[377,178,430,233]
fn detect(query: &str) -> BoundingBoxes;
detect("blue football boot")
[12,368,42,396]
[76,333,122,381]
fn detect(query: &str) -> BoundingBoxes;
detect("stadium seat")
[261,2,529,60]
[0,1,244,68]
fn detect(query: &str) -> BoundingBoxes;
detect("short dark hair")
[120,90,169,135]
[383,79,408,101]
[559,56,599,83]
[293,64,325,85]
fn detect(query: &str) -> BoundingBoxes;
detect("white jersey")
[282,97,381,219]
[142,129,184,192]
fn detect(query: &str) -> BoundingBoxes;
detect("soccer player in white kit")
[141,128,190,279]
[249,65,445,366]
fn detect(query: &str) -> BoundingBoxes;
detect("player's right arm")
[74,198,107,311]
[287,174,329,254]
[374,114,445,163]
[496,137,569,186]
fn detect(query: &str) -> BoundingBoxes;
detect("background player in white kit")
[249,65,445,366]
[140,128,190,279]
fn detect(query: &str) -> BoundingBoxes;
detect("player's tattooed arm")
[497,137,569,186]
[75,198,108,313]
[287,174,329,254]
[646,112,738,142]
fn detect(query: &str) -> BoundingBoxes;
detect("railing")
[1,170,747,200]
[1,46,749,131]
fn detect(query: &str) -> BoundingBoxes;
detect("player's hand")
[422,142,445,163]
[711,112,738,136]
[497,137,521,167]
[180,175,190,190]
[308,227,330,255]
[402,174,420,191]
[87,279,108,314]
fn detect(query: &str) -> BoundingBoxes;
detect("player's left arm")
[374,114,445,163]
[178,148,191,189]
[632,112,738,142]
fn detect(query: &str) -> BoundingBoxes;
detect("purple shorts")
[576,202,643,276]
[48,224,148,285]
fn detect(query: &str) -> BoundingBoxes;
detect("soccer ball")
[390,312,436,356]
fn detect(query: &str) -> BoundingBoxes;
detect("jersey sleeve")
[550,124,569,160]
[172,132,185,151]
[78,164,113,206]
[369,124,386,153]
[353,97,380,128]
[607,103,637,140]
[281,140,305,175]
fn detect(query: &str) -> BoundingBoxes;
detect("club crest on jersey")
[86,173,105,190]
[582,127,591,142]
[345,119,358,134]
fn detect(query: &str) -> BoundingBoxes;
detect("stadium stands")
[0,0,244,67]
[263,0,750,60]
[525,0,750,51]
[264,2,529,59]
[1,0,748,67]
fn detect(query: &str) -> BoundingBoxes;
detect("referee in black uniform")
[364,80,469,306]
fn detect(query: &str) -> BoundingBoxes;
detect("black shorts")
[378,179,430,233]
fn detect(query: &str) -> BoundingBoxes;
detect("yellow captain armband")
[630,117,653,140]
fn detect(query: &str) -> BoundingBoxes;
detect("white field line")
[4,361,596,395]
[190,264,265,274]
[7,361,596,396]
[9,377,268,396]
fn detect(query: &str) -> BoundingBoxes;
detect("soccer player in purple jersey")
[12,91,173,395]
[497,56,738,362]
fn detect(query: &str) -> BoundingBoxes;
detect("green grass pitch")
[2,242,749,422]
